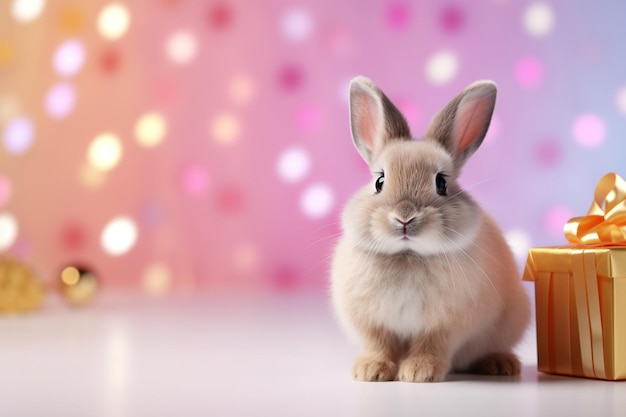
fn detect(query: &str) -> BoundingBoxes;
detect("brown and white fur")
[331,77,530,382]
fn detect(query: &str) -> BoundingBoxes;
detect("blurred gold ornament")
[0,258,44,313]
[59,266,98,305]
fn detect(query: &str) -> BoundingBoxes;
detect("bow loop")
[564,173,626,244]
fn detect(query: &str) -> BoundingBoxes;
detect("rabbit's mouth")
[394,223,419,243]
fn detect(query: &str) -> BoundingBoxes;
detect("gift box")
[523,173,626,380]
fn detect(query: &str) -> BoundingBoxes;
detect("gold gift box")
[523,245,626,380]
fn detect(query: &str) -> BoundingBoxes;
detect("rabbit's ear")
[349,77,411,165]
[425,81,497,168]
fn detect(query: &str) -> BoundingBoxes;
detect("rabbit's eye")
[435,173,447,196]
[375,174,385,193]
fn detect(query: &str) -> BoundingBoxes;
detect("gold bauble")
[0,258,44,313]
[59,265,98,305]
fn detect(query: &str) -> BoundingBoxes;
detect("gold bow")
[564,172,626,244]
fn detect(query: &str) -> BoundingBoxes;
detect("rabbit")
[330,77,531,382]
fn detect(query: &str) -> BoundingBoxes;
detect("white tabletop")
[1,293,624,417]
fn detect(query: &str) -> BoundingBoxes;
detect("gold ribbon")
[564,172,626,244]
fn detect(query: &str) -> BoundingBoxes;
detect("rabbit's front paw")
[469,352,521,376]
[398,355,448,382]
[353,356,398,381]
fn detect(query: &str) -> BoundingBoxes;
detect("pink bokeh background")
[1,0,625,294]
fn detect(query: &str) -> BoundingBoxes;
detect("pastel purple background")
[1,0,625,293]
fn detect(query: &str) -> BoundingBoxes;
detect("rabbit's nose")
[395,217,415,226]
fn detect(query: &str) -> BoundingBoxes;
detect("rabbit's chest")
[362,258,454,337]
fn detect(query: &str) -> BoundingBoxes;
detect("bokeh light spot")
[60,222,86,250]
[277,147,311,184]
[544,205,572,236]
[295,103,321,132]
[0,212,18,251]
[3,116,34,155]
[207,2,233,30]
[523,2,554,37]
[425,50,459,85]
[0,176,12,207]
[135,112,167,148]
[278,64,303,91]
[44,82,76,119]
[281,8,314,42]
[101,216,138,256]
[514,56,543,89]
[300,183,334,219]
[59,5,85,33]
[572,113,605,148]
[210,113,240,145]
[229,74,255,105]
[273,265,299,291]
[165,30,198,65]
[97,2,130,40]
[88,133,123,171]
[100,48,121,74]
[0,41,15,66]
[534,138,562,168]
[53,39,85,77]
[181,164,209,196]
[504,229,532,264]
[439,4,465,34]
[11,0,45,23]
[385,2,411,30]
[142,262,171,295]
[217,185,245,213]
